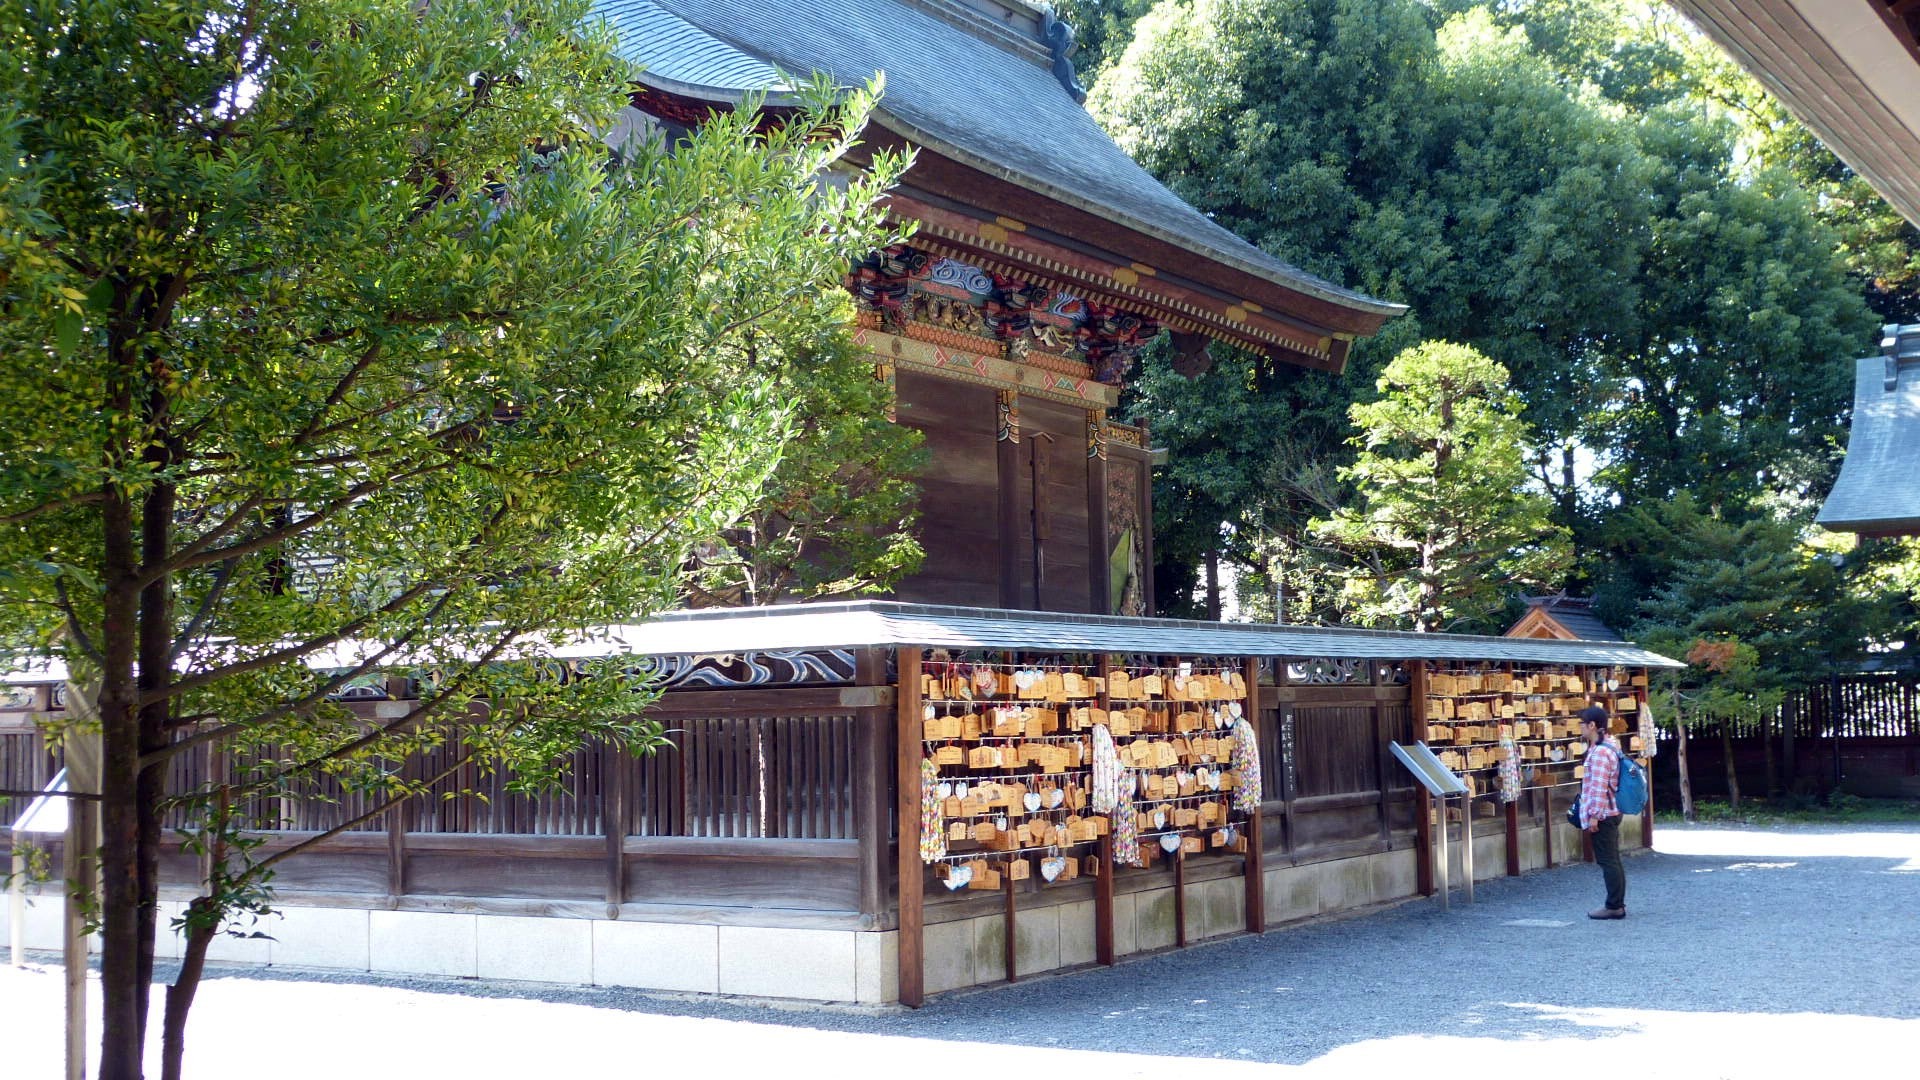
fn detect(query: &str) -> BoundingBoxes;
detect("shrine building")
[5,0,1681,1007]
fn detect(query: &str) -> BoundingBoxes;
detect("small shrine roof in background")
[1505,595,1625,644]
[1818,324,1920,537]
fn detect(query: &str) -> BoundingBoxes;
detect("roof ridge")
[891,0,1054,68]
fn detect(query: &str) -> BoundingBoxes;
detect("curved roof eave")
[602,0,1404,324]
[863,116,1408,320]
[630,68,1404,322]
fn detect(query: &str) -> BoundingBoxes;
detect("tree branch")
[0,489,107,527]
[55,576,105,668]
[140,580,439,707]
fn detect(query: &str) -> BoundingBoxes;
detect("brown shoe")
[1587,907,1626,920]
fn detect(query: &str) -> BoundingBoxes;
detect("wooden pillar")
[1095,655,1116,965]
[387,781,408,902]
[854,706,890,922]
[1504,800,1521,877]
[895,647,926,1008]
[603,742,627,913]
[1003,872,1018,983]
[1139,419,1155,615]
[1244,657,1265,933]
[1637,673,1655,849]
[1173,843,1187,948]
[1087,411,1110,615]
[854,647,891,924]
[1543,784,1556,869]
[996,391,1022,610]
[1272,657,1296,859]
[1372,673,1392,844]
[1410,660,1433,896]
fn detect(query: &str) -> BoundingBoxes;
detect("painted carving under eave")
[844,245,1160,385]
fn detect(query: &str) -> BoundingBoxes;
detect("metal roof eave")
[559,601,1685,669]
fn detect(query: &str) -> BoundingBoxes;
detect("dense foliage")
[1089,0,1913,688]
[0,1,904,1075]
[1312,342,1569,632]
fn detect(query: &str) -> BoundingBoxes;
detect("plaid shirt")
[1579,738,1621,829]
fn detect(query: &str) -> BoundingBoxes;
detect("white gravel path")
[7,822,1917,1079]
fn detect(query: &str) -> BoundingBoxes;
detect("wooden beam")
[1003,871,1018,983]
[1243,657,1265,933]
[1173,843,1187,948]
[604,743,627,913]
[646,686,894,716]
[855,707,889,921]
[1504,799,1521,877]
[895,647,926,1008]
[1087,410,1110,616]
[1410,660,1433,896]
[997,392,1022,609]
[1095,656,1116,965]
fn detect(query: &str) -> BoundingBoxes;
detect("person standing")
[1577,704,1627,919]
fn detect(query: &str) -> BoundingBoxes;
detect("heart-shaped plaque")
[1207,771,1222,791]
[1229,702,1244,719]
[1159,833,1182,853]
[1153,808,1168,829]
[1221,825,1238,845]
[955,781,970,798]
[1023,792,1043,812]
[937,782,953,799]
[1046,788,1066,809]
[923,704,937,720]
[944,864,973,891]
[1039,856,1068,882]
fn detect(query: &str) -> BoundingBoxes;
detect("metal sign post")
[1390,741,1470,911]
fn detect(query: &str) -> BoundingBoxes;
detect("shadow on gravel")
[141,825,1920,1068]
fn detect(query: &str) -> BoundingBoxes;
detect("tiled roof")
[548,601,1684,667]
[590,0,1402,319]
[592,0,789,93]
[1517,596,1624,643]
[1818,325,1920,535]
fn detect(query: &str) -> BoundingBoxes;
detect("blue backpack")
[1614,747,1649,815]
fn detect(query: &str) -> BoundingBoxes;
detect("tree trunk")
[1675,697,1694,822]
[160,904,217,1080]
[1760,706,1778,799]
[99,505,148,1080]
[1719,717,1740,809]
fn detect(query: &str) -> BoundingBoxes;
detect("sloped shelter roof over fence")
[552,601,1684,668]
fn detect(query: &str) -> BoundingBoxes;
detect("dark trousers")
[1593,814,1626,910]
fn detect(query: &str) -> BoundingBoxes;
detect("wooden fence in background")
[1655,673,1920,799]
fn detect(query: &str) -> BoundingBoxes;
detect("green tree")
[0,2,904,1076]
[1094,0,1875,621]
[1311,342,1569,631]
[680,333,925,605]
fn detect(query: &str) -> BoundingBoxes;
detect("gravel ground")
[7,823,1918,1078]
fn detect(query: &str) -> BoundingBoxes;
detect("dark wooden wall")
[889,368,1136,615]
[891,370,1000,607]
[1008,395,1093,614]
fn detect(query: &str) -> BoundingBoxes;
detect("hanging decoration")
[1498,734,1521,803]
[1639,698,1658,758]
[1090,723,1122,813]
[1230,716,1262,816]
[919,756,947,862]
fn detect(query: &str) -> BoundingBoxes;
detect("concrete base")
[9,818,1653,1005]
